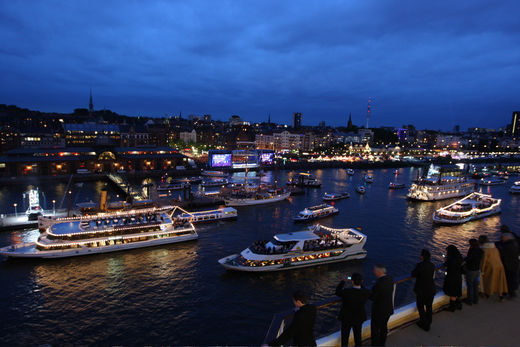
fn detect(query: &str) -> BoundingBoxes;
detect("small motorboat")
[389,182,406,189]
[364,175,374,183]
[510,181,520,194]
[356,185,366,194]
[346,169,355,176]
[323,191,350,201]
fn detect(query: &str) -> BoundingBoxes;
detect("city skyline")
[1,1,520,130]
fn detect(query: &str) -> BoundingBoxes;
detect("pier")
[106,173,147,201]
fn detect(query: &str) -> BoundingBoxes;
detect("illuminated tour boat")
[432,192,501,224]
[356,185,366,194]
[407,176,474,201]
[218,224,367,272]
[509,181,520,194]
[323,191,350,201]
[346,168,355,175]
[364,174,374,183]
[175,207,237,224]
[480,176,506,186]
[293,204,339,222]
[156,181,190,192]
[0,206,198,259]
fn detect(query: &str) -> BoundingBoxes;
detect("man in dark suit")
[369,264,394,346]
[269,290,317,346]
[411,249,436,331]
[335,272,370,346]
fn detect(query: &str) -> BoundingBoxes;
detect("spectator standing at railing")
[369,264,394,346]
[463,239,483,306]
[268,290,317,347]
[411,249,436,331]
[499,233,519,298]
[443,245,463,312]
[335,272,370,346]
[479,235,508,301]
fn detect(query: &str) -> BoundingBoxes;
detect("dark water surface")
[1,168,518,345]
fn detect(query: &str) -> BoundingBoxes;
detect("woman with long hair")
[443,245,463,311]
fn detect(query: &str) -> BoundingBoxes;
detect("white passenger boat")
[1,206,198,259]
[364,174,374,183]
[175,207,237,224]
[224,189,290,207]
[356,185,366,194]
[509,181,520,194]
[293,204,339,222]
[480,176,506,186]
[389,182,406,189]
[218,224,367,272]
[201,178,229,188]
[432,192,501,224]
[407,176,474,201]
[346,169,355,176]
[323,191,350,201]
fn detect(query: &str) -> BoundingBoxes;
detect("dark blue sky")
[1,1,519,130]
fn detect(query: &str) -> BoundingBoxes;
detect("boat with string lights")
[224,188,290,207]
[175,207,238,224]
[218,224,367,272]
[407,176,474,201]
[432,192,501,224]
[293,204,339,222]
[0,206,198,259]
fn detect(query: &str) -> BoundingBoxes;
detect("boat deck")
[50,213,173,234]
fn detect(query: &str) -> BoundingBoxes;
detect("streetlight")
[52,200,56,215]
[13,203,17,217]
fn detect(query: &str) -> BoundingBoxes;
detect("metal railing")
[263,265,445,345]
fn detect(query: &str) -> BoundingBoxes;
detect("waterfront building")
[64,123,121,147]
[120,124,150,147]
[0,146,188,176]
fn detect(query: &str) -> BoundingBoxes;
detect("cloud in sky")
[1,0,520,129]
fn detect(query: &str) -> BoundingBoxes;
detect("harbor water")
[1,168,519,345]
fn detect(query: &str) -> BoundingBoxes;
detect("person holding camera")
[335,273,370,346]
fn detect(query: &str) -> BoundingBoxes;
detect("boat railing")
[263,264,445,345]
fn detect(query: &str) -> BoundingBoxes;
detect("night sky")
[1,0,519,129]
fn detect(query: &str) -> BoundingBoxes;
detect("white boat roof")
[274,230,320,242]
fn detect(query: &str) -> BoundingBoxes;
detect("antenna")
[366,97,371,128]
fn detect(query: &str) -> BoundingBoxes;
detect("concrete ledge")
[317,291,452,346]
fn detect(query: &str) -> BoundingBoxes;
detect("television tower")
[366,97,371,128]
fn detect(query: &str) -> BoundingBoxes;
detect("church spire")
[89,88,94,113]
[347,112,353,130]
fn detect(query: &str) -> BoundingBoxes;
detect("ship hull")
[0,233,198,259]
[224,192,290,206]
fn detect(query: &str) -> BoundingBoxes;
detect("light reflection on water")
[0,168,518,345]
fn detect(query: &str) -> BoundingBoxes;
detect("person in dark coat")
[464,238,484,305]
[443,245,463,311]
[269,291,317,347]
[335,272,370,346]
[369,264,394,346]
[499,233,519,298]
[411,249,436,331]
